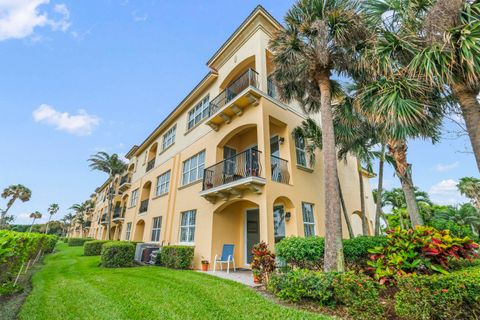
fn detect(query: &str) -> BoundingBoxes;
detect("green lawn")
[19,243,331,320]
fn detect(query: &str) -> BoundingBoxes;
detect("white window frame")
[295,133,308,167]
[162,125,176,150]
[179,210,196,244]
[182,151,205,185]
[187,95,210,130]
[130,188,139,207]
[302,202,316,237]
[151,216,162,242]
[156,171,171,196]
[125,222,132,240]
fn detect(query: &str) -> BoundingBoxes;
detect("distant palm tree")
[45,203,59,234]
[61,213,75,236]
[270,0,369,272]
[434,203,480,236]
[88,152,126,240]
[1,184,32,229]
[381,188,432,229]
[457,177,480,209]
[29,211,42,232]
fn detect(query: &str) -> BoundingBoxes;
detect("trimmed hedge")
[67,237,91,247]
[0,231,57,294]
[276,236,387,269]
[268,269,385,320]
[156,245,194,269]
[84,240,110,256]
[101,242,135,268]
[395,266,480,320]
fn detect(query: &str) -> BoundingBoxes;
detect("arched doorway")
[351,211,363,237]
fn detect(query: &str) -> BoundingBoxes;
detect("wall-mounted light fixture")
[279,137,285,144]
[285,211,291,222]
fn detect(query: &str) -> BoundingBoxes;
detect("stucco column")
[255,33,268,93]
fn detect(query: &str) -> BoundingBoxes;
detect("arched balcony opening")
[139,181,152,215]
[119,163,135,192]
[146,143,158,172]
[133,219,145,242]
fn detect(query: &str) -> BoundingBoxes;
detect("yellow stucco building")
[72,6,376,269]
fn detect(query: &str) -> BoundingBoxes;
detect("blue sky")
[0,0,477,225]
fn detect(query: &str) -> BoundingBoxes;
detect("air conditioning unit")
[134,243,160,262]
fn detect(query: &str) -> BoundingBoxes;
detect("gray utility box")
[134,243,160,262]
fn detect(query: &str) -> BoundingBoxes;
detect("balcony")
[100,213,108,225]
[271,155,290,184]
[146,158,155,172]
[112,206,125,222]
[139,199,149,214]
[206,68,261,131]
[200,149,266,203]
[267,75,277,99]
[85,221,92,228]
[118,174,131,192]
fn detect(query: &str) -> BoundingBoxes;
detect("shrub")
[251,241,276,283]
[395,266,480,320]
[275,237,324,269]
[67,238,91,247]
[84,240,110,256]
[268,269,385,319]
[0,230,58,294]
[276,236,387,270]
[101,242,135,268]
[429,219,478,240]
[368,227,479,283]
[332,272,385,320]
[157,246,194,269]
[268,269,335,304]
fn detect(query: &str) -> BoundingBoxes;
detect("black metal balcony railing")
[119,174,131,186]
[101,213,107,223]
[271,155,290,184]
[203,149,262,191]
[146,158,155,172]
[139,199,149,214]
[113,206,124,219]
[85,221,92,228]
[209,68,259,117]
[267,75,277,99]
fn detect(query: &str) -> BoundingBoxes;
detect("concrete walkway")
[200,270,260,287]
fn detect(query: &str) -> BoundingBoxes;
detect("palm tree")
[61,212,75,236]
[88,152,126,240]
[434,203,480,235]
[270,0,369,272]
[457,177,480,209]
[45,203,59,234]
[357,0,446,228]
[29,211,42,232]
[407,0,480,172]
[1,184,32,229]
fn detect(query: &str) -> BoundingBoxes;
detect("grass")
[19,243,331,320]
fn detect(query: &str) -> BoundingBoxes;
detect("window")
[156,171,171,196]
[151,216,162,242]
[302,202,315,237]
[295,133,308,167]
[162,125,176,150]
[273,205,286,243]
[182,151,205,185]
[180,210,196,243]
[130,188,139,207]
[125,222,132,240]
[187,95,210,129]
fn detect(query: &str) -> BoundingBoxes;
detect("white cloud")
[435,161,460,172]
[428,179,468,205]
[131,10,147,22]
[33,104,100,136]
[0,0,70,41]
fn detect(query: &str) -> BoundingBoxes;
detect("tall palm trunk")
[0,201,15,229]
[29,218,37,233]
[45,214,53,234]
[357,159,368,235]
[316,72,344,272]
[338,176,354,239]
[106,176,114,240]
[452,84,480,172]
[375,145,385,236]
[388,140,423,227]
